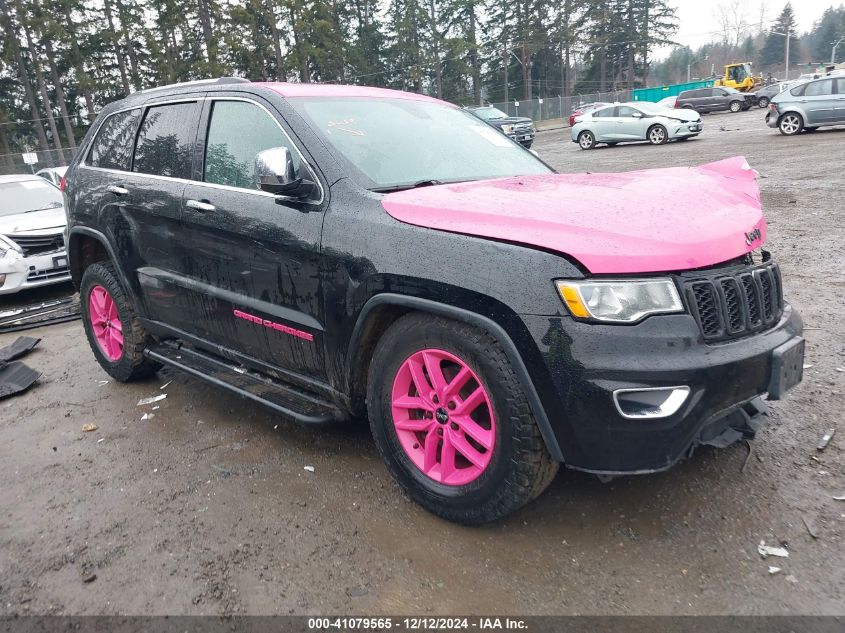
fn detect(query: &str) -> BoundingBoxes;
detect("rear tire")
[578,130,596,150]
[647,124,668,145]
[778,113,803,136]
[80,262,161,382]
[367,313,559,525]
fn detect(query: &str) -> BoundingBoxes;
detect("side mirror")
[255,147,314,199]
[631,111,643,118]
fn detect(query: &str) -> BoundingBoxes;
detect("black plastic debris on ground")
[0,295,81,334]
[0,361,41,400]
[0,336,40,362]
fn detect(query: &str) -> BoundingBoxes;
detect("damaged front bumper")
[0,248,72,295]
[520,304,803,474]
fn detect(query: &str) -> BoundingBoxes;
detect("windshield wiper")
[371,179,445,193]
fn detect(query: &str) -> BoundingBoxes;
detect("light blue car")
[571,102,702,149]
[767,74,845,135]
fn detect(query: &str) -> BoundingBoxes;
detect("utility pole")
[519,43,530,101]
[772,30,791,80]
[833,37,845,64]
[503,46,509,104]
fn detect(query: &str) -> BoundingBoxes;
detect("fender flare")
[67,226,137,307]
[348,293,564,462]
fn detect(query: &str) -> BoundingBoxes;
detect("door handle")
[107,185,128,196]
[185,199,216,212]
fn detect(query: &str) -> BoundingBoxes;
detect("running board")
[144,341,344,425]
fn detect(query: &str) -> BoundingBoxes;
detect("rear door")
[77,99,201,324]
[121,99,202,328]
[590,106,619,140]
[178,95,327,379]
[801,79,836,124]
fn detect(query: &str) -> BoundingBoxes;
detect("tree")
[760,3,798,68]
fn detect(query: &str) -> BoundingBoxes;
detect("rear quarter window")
[87,109,141,170]
[132,102,198,179]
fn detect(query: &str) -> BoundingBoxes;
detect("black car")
[63,78,803,525]
[675,87,754,113]
[465,105,535,148]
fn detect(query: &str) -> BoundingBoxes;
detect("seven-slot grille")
[8,232,65,256]
[685,263,784,342]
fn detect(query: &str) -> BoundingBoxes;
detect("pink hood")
[381,156,766,274]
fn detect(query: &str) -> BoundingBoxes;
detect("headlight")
[501,124,514,134]
[0,235,22,258]
[555,279,683,323]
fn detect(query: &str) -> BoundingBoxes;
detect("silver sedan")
[571,102,703,149]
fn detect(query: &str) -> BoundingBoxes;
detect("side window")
[203,100,302,190]
[88,109,141,170]
[593,107,615,118]
[836,78,845,94]
[714,89,727,96]
[133,102,197,179]
[790,84,806,97]
[804,80,833,97]
[617,106,639,117]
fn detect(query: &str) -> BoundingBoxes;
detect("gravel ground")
[1,108,843,616]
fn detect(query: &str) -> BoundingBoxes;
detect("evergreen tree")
[760,3,798,68]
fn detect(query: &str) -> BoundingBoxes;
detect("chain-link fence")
[0,120,90,176]
[0,148,78,176]
[490,90,632,123]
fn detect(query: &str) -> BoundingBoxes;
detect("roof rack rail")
[136,77,250,95]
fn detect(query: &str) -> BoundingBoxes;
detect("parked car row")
[675,87,755,113]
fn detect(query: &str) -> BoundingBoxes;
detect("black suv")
[675,87,754,113]
[465,105,535,148]
[64,78,804,524]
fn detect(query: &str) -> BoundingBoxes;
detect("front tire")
[729,100,742,113]
[757,97,769,108]
[578,130,596,150]
[779,113,804,136]
[80,262,161,382]
[647,124,668,145]
[367,314,558,525]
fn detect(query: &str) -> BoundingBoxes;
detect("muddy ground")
[1,108,843,616]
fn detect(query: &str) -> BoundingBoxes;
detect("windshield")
[291,98,551,190]
[634,102,666,114]
[0,179,63,216]
[470,106,509,121]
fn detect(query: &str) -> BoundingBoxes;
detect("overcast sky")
[654,0,841,58]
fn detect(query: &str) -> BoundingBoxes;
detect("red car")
[569,102,610,127]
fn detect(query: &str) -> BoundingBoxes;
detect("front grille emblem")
[745,227,762,246]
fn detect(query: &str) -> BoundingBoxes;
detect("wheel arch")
[345,293,564,462]
[68,227,133,298]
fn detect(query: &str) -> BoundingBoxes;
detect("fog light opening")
[0,273,6,287]
[613,386,690,419]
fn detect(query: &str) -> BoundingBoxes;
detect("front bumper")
[520,305,803,473]
[509,132,535,147]
[0,249,72,295]
[669,122,703,138]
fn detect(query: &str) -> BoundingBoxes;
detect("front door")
[802,79,836,124]
[179,96,327,380]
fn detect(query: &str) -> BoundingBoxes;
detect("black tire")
[80,261,161,382]
[729,100,742,113]
[367,313,559,525]
[757,97,769,108]
[778,112,804,136]
[647,124,668,145]
[577,130,596,150]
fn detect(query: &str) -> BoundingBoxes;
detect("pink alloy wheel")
[391,349,496,486]
[88,285,124,361]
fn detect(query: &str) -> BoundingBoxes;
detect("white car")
[571,101,703,149]
[0,174,71,295]
[35,166,68,188]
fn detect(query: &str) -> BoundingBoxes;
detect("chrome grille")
[8,232,65,256]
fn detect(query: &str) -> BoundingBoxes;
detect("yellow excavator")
[714,62,763,92]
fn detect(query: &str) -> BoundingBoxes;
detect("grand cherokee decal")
[233,309,314,342]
